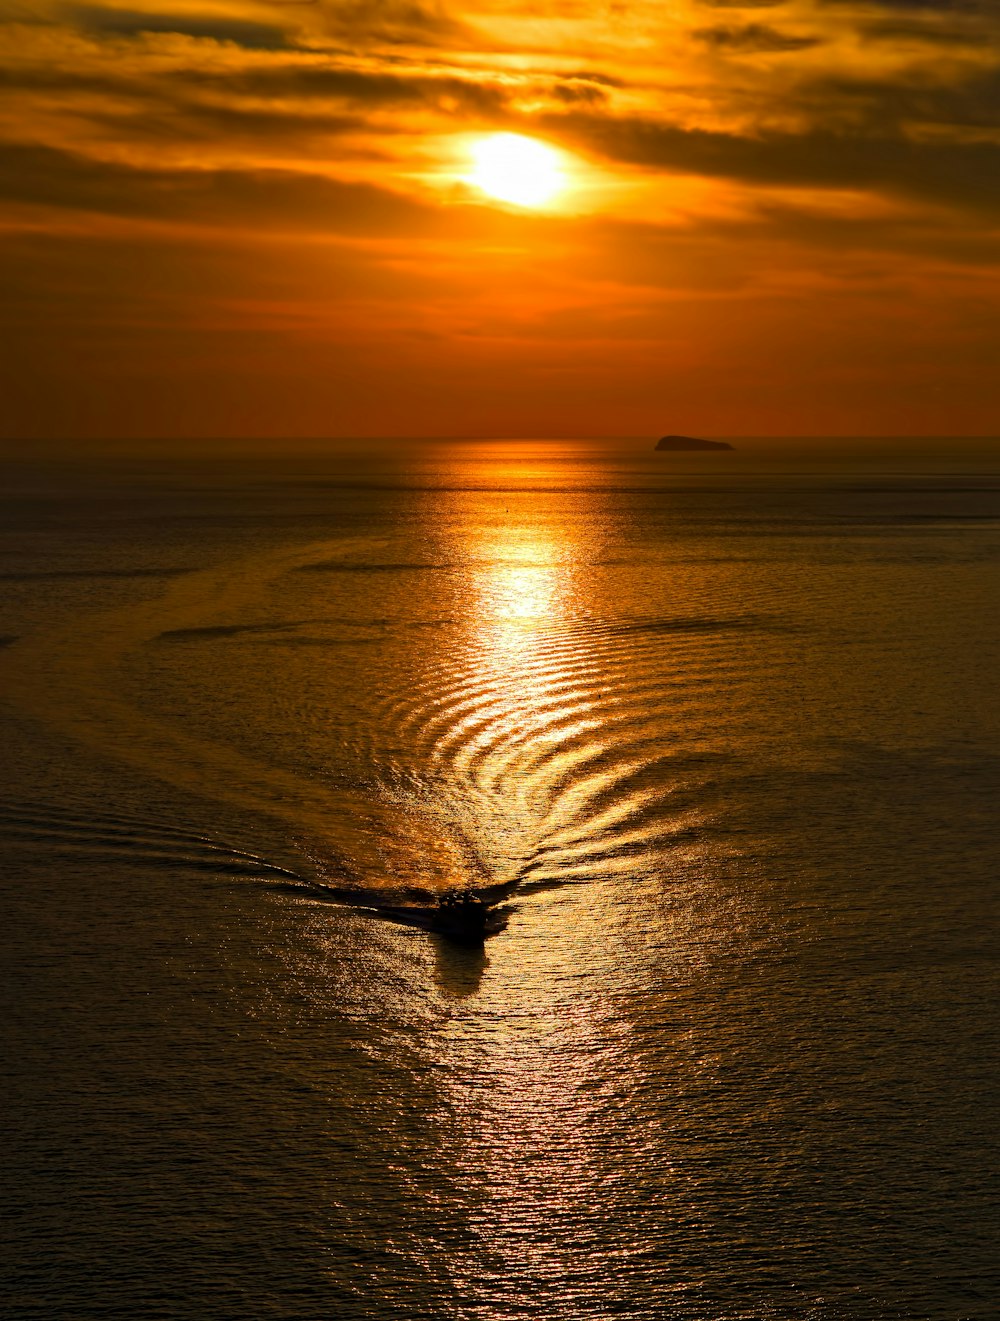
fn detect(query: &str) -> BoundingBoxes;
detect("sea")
[1,438,998,1320]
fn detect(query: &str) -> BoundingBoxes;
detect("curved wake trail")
[0,798,304,881]
[2,531,769,909]
[0,537,481,898]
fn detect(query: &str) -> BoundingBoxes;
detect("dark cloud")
[0,139,440,232]
[0,58,514,151]
[140,99,364,143]
[694,22,821,52]
[68,5,293,48]
[0,62,366,147]
[562,70,623,88]
[1,43,603,127]
[803,69,1000,133]
[192,61,510,113]
[695,0,785,8]
[553,113,1000,216]
[315,0,473,47]
[160,60,608,123]
[550,78,610,105]
[861,20,989,43]
[820,0,985,8]
[0,63,144,94]
[815,0,996,44]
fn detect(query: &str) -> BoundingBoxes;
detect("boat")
[428,889,491,944]
[326,881,505,943]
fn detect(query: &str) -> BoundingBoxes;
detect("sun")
[468,133,566,208]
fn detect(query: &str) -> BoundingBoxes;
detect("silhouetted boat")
[327,882,506,942]
[428,890,491,944]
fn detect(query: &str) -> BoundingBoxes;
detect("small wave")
[0,568,185,581]
[0,799,303,880]
[361,609,772,897]
[157,622,305,641]
[294,561,451,573]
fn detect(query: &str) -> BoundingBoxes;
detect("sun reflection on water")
[467,525,576,629]
[444,515,600,873]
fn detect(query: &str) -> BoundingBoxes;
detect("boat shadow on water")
[431,935,490,999]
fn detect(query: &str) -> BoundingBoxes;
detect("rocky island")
[655,435,734,451]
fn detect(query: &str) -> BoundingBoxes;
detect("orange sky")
[2,0,1000,440]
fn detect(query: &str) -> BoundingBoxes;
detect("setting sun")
[469,133,566,208]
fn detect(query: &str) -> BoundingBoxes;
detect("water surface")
[1,440,998,1319]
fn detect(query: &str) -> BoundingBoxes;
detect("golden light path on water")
[321,468,724,1305]
[391,489,711,903]
[452,521,588,873]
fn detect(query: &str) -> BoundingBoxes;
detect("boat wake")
[0,532,768,932]
[0,538,487,910]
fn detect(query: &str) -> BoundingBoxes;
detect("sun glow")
[469,133,567,208]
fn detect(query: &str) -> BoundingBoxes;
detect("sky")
[2,0,1000,441]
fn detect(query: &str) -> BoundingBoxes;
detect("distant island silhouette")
[655,435,734,451]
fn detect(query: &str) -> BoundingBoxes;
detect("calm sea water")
[1,440,998,1320]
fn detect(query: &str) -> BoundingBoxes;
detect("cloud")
[184,60,511,113]
[695,0,786,8]
[554,113,1000,215]
[819,0,985,9]
[797,68,1000,136]
[861,20,991,43]
[694,23,821,52]
[312,0,475,47]
[68,6,293,49]
[0,139,441,233]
